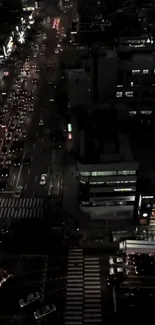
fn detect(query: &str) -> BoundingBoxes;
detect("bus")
[119,240,155,255]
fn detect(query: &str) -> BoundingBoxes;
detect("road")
[1,5,67,199]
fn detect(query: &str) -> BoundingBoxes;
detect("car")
[34,304,56,320]
[40,174,47,185]
[49,98,54,102]
[14,113,20,119]
[23,156,31,165]
[19,292,40,308]
[39,120,44,126]
[9,123,15,131]
[32,79,37,84]
[5,132,12,141]
[18,117,24,125]
[13,157,22,166]
[3,105,8,112]
[14,185,23,198]
[5,156,12,165]
[0,113,4,119]
[109,256,126,265]
[16,127,22,133]
[13,135,19,142]
[22,131,26,138]
[9,145,16,153]
[1,146,7,155]
[48,81,53,85]
[29,104,34,112]
[0,158,4,166]
[16,141,24,151]
[1,168,9,177]
[55,49,59,54]
[0,181,6,191]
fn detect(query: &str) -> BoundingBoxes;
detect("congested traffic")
[0,28,43,193]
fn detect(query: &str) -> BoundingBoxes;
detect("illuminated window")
[125,91,133,97]
[132,70,140,75]
[143,69,149,74]
[79,171,91,176]
[118,170,136,176]
[91,171,117,176]
[140,110,152,115]
[116,92,123,97]
[129,110,136,116]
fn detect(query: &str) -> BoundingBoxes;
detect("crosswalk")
[65,248,84,325]
[0,197,44,219]
[84,257,102,325]
[65,248,102,325]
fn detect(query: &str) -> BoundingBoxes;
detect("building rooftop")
[77,106,136,166]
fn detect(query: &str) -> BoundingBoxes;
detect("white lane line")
[28,168,31,175]
[33,143,36,148]
[31,156,33,161]
[10,175,16,186]
[113,286,117,313]
[35,176,38,182]
[24,184,27,191]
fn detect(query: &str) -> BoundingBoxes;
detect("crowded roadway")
[0,6,66,199]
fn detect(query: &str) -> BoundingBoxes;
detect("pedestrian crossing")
[84,257,102,325]
[0,197,44,219]
[65,248,84,325]
[65,249,102,325]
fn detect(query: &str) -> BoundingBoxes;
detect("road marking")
[113,286,117,313]
[28,168,31,175]
[10,175,16,186]
[35,176,38,182]
[24,184,27,191]
[33,143,36,148]
[31,156,33,161]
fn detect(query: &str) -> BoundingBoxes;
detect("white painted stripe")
[84,309,102,313]
[66,300,83,304]
[65,321,83,325]
[84,282,100,285]
[84,293,101,298]
[67,282,83,286]
[84,318,102,325]
[68,275,83,280]
[65,316,83,320]
[67,287,83,291]
[66,292,83,296]
[84,277,100,280]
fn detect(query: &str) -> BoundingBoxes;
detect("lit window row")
[129,110,152,116]
[79,170,136,177]
[132,69,151,75]
[116,91,133,97]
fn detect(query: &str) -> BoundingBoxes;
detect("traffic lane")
[23,149,52,196]
[18,130,53,193]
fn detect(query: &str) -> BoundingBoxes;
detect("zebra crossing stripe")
[0,197,44,219]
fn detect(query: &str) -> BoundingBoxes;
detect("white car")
[34,304,56,320]
[39,120,44,126]
[19,292,40,308]
[109,256,125,265]
[49,98,54,102]
[55,49,59,54]
[5,132,12,141]
[29,104,34,112]
[40,174,47,185]
[14,186,23,198]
